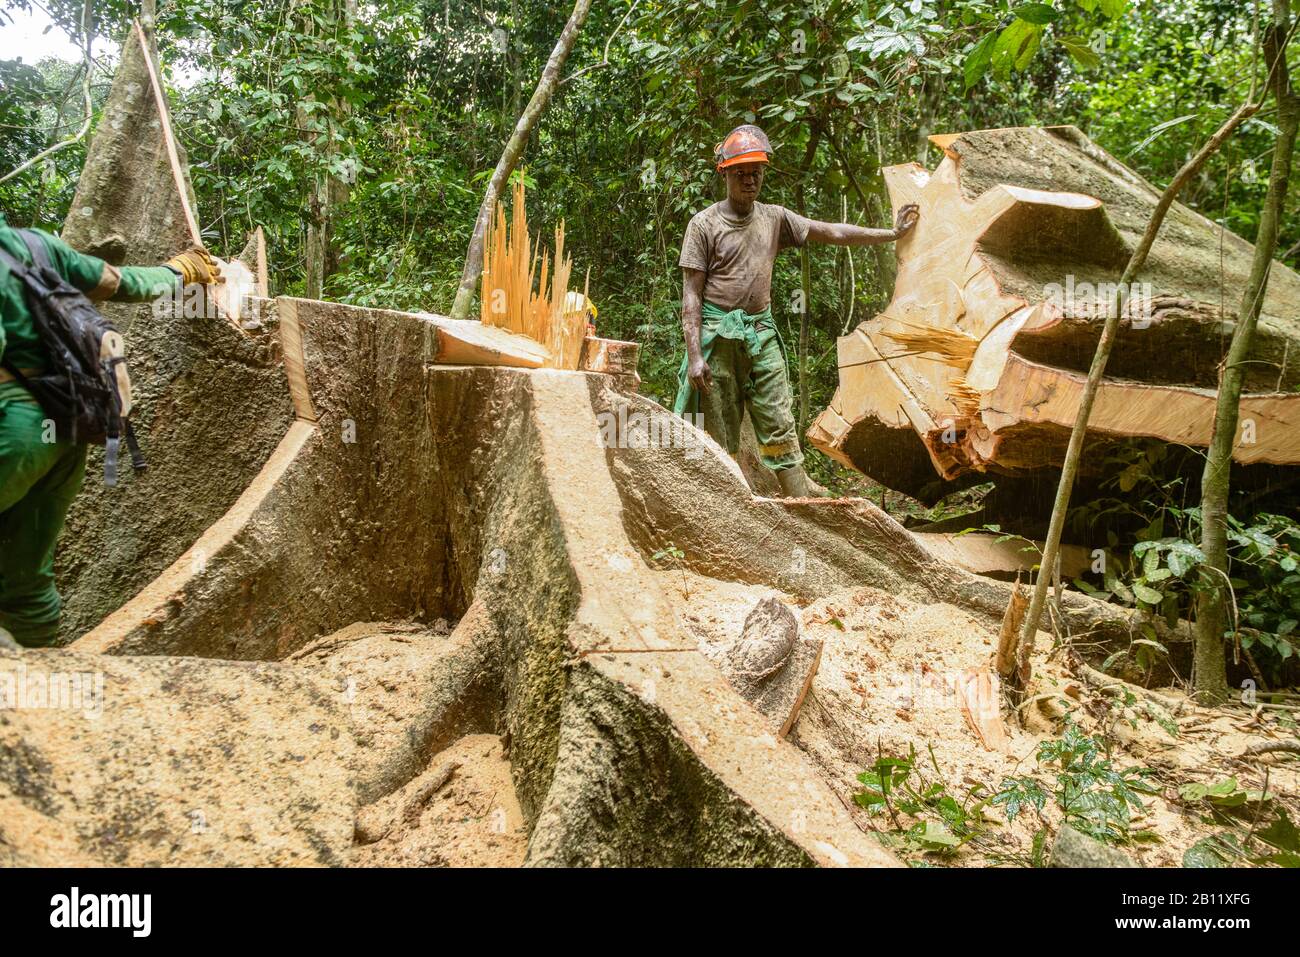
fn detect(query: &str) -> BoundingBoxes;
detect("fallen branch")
[354,758,462,845]
[401,759,462,827]
[1070,655,1186,716]
[1240,739,1300,757]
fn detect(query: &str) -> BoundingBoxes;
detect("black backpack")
[0,229,145,485]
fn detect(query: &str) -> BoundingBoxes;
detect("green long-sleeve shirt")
[0,212,180,400]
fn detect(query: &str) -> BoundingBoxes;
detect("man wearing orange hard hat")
[674,123,918,498]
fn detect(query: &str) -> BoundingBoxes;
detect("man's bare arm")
[681,267,712,395]
[805,203,919,246]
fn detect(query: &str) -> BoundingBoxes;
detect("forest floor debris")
[348,734,527,868]
[667,569,1300,867]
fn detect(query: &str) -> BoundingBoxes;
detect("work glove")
[165,246,224,286]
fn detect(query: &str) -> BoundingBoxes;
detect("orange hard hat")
[715,124,772,170]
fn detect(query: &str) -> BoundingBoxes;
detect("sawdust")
[667,570,1300,867]
[348,734,527,868]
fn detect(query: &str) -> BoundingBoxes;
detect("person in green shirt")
[675,124,918,498]
[0,212,220,650]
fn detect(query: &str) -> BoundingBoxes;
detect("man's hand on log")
[893,203,919,238]
[688,355,713,395]
[166,246,226,286]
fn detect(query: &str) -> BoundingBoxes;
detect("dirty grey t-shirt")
[679,201,812,313]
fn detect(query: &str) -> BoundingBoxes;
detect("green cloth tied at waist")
[673,301,787,415]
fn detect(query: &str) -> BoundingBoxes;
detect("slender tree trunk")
[1014,100,1263,681]
[914,77,935,165]
[510,0,522,124]
[304,180,335,300]
[826,123,894,302]
[794,122,824,427]
[450,0,593,320]
[298,0,355,300]
[1194,0,1298,705]
[795,248,806,423]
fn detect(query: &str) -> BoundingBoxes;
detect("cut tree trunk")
[809,126,1300,500]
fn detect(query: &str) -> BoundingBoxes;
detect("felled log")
[809,126,1300,499]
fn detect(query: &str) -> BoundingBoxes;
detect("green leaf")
[1165,541,1207,578]
[1132,637,1169,656]
[1013,3,1061,24]
[1060,35,1102,70]
[1105,572,1134,604]
[1183,834,1237,867]
[1098,0,1129,17]
[1133,583,1164,605]
[910,819,961,849]
[1030,827,1048,867]
[1132,113,1200,154]
[1073,577,1106,597]
[1257,810,1300,853]
[1010,28,1043,71]
[963,31,998,89]
[1181,777,1251,807]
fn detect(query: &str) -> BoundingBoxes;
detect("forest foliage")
[3,0,1295,408]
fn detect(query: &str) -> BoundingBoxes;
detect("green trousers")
[0,392,86,647]
[673,301,803,471]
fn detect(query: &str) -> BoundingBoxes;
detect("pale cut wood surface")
[809,126,1300,495]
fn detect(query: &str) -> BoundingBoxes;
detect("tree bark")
[1193,0,1298,705]
[449,0,593,320]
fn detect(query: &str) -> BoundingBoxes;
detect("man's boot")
[776,465,812,498]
